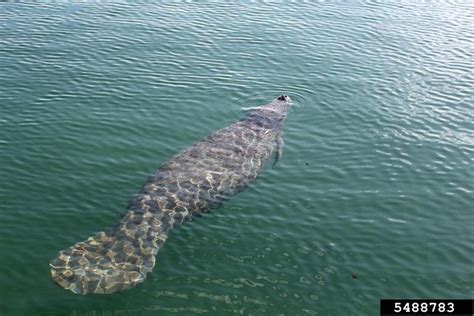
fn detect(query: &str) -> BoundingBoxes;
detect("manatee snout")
[277,95,291,102]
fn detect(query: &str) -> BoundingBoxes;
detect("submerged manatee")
[50,95,292,294]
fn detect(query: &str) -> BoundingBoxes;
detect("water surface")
[0,2,473,315]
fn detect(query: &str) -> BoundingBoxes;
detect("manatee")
[50,95,292,294]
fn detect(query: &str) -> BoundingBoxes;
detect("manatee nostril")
[278,95,286,101]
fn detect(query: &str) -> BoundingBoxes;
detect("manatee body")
[50,95,292,294]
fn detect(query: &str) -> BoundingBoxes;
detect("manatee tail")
[49,214,168,295]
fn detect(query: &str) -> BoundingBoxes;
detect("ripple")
[1,1,473,315]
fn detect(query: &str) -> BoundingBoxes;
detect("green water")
[1,2,473,315]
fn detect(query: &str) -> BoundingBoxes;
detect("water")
[1,2,473,315]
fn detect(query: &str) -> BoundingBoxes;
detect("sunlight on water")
[0,2,473,315]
